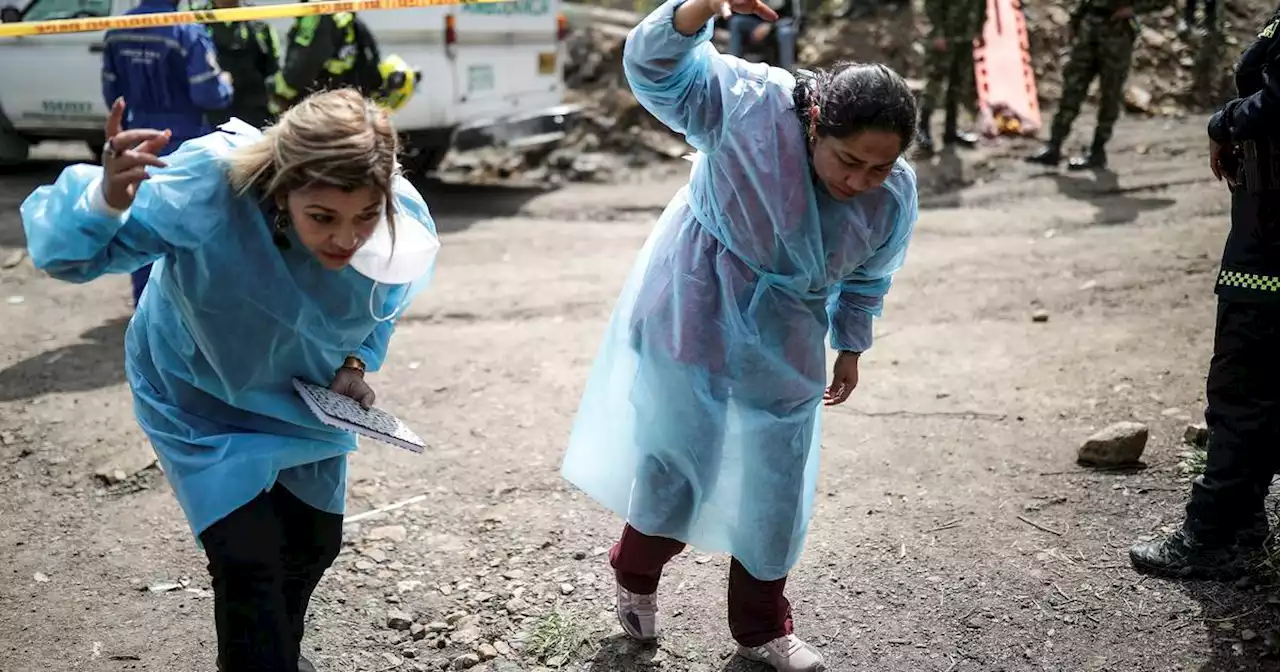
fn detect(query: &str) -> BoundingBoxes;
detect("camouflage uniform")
[1026,0,1167,170]
[918,0,986,154]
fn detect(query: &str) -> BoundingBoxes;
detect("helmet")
[374,54,421,111]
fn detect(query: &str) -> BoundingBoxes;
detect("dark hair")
[793,61,918,154]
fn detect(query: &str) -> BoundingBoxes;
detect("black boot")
[1067,141,1107,170]
[946,130,980,148]
[218,654,316,671]
[942,104,979,149]
[1129,516,1269,581]
[917,105,936,156]
[1025,142,1062,165]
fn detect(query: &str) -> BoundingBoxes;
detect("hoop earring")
[272,209,292,250]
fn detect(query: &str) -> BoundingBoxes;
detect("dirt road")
[1,114,1276,672]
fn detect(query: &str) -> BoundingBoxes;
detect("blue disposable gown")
[560,0,919,581]
[21,120,438,542]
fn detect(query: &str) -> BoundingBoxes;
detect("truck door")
[0,0,121,139]
[448,0,564,118]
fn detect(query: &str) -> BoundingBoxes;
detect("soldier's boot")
[1129,513,1270,581]
[1067,141,1107,171]
[1024,141,1062,166]
[942,105,978,149]
[217,654,317,671]
[916,106,936,156]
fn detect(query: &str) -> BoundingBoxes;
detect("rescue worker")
[270,3,382,115]
[197,0,283,128]
[100,0,233,308]
[918,0,985,155]
[1129,7,1280,581]
[1025,0,1164,171]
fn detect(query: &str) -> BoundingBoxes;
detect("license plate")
[467,65,495,93]
[537,51,556,75]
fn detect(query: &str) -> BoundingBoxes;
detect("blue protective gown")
[21,120,437,542]
[560,0,919,582]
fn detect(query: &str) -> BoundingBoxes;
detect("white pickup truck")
[0,0,580,171]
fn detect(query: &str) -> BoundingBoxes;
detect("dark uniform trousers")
[1186,297,1280,542]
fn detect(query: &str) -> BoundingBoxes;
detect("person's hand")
[330,366,376,409]
[932,36,948,52]
[101,98,171,211]
[1111,5,1134,20]
[219,71,233,87]
[750,21,773,43]
[824,351,860,406]
[1210,139,1236,186]
[704,0,778,22]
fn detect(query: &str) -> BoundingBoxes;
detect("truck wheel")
[87,134,106,165]
[0,110,30,167]
[401,145,446,177]
[400,129,456,178]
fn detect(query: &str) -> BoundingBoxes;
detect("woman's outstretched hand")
[707,0,778,21]
[331,366,376,410]
[824,351,859,406]
[675,0,777,34]
[101,97,171,211]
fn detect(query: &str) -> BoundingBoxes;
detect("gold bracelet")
[341,355,367,374]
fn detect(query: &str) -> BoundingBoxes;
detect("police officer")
[197,0,282,128]
[270,3,382,115]
[101,0,233,308]
[1129,7,1280,581]
[1025,0,1163,171]
[918,0,985,155]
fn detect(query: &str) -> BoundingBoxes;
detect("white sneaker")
[737,634,826,672]
[616,583,659,641]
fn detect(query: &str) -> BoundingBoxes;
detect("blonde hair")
[227,88,401,233]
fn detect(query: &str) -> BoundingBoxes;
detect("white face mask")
[349,214,440,322]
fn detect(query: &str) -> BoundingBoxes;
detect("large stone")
[1078,422,1149,467]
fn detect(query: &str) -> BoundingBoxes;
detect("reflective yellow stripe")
[324,59,353,74]
[1218,270,1280,292]
[274,74,298,99]
[321,16,356,75]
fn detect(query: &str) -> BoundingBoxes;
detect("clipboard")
[292,378,426,454]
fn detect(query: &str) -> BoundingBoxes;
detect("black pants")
[1184,299,1280,542]
[200,485,343,672]
[1185,0,1217,24]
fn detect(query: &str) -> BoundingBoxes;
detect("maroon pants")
[609,523,793,647]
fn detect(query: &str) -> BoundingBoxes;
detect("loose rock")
[1078,422,1149,467]
[1183,422,1209,448]
[451,653,481,670]
[367,525,408,543]
[387,608,414,630]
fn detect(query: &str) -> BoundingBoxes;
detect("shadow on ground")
[0,316,129,402]
[412,177,552,235]
[587,633,773,672]
[1182,577,1280,671]
[1048,169,1178,226]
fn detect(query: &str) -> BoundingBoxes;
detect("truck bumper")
[451,103,584,153]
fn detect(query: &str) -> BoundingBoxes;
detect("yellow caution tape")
[0,0,511,37]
